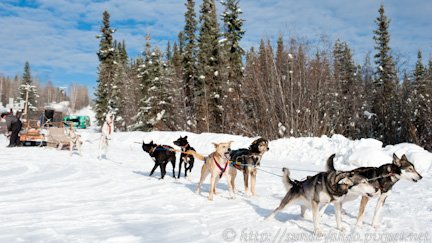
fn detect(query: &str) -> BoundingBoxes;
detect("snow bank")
[1,126,431,241]
[266,134,432,174]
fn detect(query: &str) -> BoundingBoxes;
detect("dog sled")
[19,108,65,146]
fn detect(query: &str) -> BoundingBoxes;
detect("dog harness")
[214,157,228,178]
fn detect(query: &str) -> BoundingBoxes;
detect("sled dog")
[142,141,176,179]
[229,138,269,196]
[324,153,422,229]
[266,155,376,234]
[195,141,234,201]
[173,136,196,178]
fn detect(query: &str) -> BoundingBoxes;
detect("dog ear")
[338,177,353,186]
[393,153,402,167]
[212,142,219,148]
[401,154,408,161]
[184,136,188,139]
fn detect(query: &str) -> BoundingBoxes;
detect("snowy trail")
[0,128,431,242]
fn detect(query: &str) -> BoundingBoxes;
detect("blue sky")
[0,0,431,92]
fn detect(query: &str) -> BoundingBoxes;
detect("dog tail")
[282,167,294,191]
[187,150,206,161]
[326,154,336,171]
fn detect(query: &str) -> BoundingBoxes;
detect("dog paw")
[355,223,363,229]
[208,196,213,201]
[313,229,324,236]
[373,223,381,229]
[338,227,347,232]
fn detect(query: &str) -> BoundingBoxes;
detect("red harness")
[213,157,228,178]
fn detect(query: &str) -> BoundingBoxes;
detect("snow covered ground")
[0,113,431,242]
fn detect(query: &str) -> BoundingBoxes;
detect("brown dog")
[194,141,234,201]
[229,138,269,196]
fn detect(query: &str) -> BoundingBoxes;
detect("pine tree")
[19,61,38,112]
[111,40,129,130]
[95,10,116,126]
[197,0,223,132]
[372,4,398,145]
[333,41,360,137]
[221,0,245,133]
[132,34,152,131]
[182,0,198,130]
[144,47,166,130]
[413,50,431,146]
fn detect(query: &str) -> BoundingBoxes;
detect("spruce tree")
[95,10,116,126]
[372,4,398,144]
[413,50,431,146]
[19,61,38,112]
[221,0,245,133]
[182,0,198,130]
[197,0,223,132]
[132,34,152,131]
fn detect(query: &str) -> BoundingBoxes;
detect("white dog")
[98,113,114,159]
[67,127,82,156]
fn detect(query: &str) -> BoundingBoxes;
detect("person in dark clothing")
[1,112,22,147]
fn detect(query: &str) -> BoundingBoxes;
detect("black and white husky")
[266,154,376,234]
[324,153,422,229]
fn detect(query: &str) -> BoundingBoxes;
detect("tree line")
[95,1,432,149]
[0,61,90,113]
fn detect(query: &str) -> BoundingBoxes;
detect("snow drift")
[0,127,431,242]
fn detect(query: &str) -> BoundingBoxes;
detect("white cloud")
[0,0,431,88]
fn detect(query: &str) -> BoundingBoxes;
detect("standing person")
[1,112,23,147]
[98,113,114,159]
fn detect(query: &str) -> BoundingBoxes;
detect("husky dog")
[266,155,376,234]
[229,138,269,196]
[173,136,196,178]
[67,127,82,156]
[142,141,176,179]
[195,141,234,201]
[98,113,114,159]
[325,153,422,229]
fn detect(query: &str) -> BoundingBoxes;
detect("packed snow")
[0,111,431,242]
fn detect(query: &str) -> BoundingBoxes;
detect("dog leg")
[188,160,194,173]
[355,196,369,228]
[225,172,235,199]
[230,169,237,194]
[208,174,217,201]
[312,201,323,235]
[243,170,250,196]
[149,163,159,177]
[372,192,389,229]
[178,159,183,179]
[334,202,345,231]
[160,163,167,179]
[300,205,307,218]
[251,169,257,196]
[196,164,209,194]
[266,192,298,220]
[171,159,176,178]
[69,141,73,156]
[320,203,329,217]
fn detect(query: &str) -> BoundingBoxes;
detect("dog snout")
[267,147,269,151]
[228,148,231,152]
